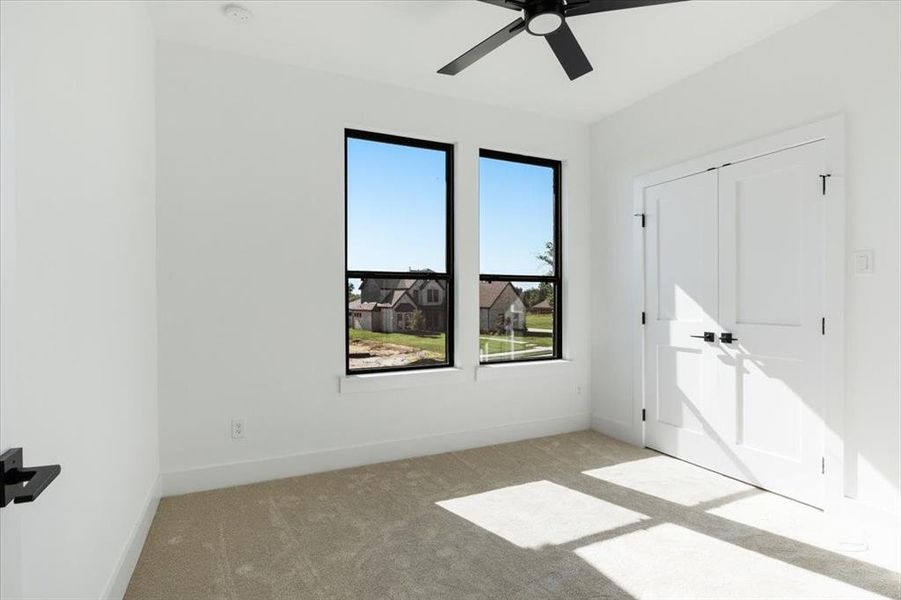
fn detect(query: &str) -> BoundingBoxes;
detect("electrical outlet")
[231,418,245,440]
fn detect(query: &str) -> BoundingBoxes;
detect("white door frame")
[631,115,846,512]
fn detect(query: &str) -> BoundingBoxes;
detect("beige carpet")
[126,431,901,599]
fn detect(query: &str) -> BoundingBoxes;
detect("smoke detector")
[222,4,253,24]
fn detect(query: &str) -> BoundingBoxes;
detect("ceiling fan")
[438,0,687,81]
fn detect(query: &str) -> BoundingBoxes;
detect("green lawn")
[350,327,550,358]
[479,331,553,355]
[349,329,446,355]
[526,311,554,330]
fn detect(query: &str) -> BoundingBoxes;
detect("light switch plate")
[852,250,874,275]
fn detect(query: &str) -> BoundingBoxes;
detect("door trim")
[631,115,846,512]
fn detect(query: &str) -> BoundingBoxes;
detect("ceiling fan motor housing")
[524,0,565,36]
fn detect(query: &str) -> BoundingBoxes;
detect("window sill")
[339,367,468,394]
[475,359,573,382]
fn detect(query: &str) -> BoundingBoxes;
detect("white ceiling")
[150,0,836,123]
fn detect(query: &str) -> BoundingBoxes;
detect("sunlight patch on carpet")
[436,480,647,549]
[575,522,890,599]
[583,455,753,506]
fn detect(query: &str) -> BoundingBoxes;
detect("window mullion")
[480,274,556,283]
[349,270,449,280]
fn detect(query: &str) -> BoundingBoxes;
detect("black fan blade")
[565,0,688,18]
[438,18,526,76]
[545,21,593,80]
[476,0,526,10]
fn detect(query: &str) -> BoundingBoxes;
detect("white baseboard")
[102,475,161,600]
[590,414,641,447]
[162,413,591,497]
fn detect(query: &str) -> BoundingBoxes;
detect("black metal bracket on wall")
[1,448,61,508]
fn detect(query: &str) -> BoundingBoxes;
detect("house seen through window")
[345,130,453,373]
[479,150,561,363]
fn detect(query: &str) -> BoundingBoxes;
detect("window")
[479,150,561,364]
[345,130,454,374]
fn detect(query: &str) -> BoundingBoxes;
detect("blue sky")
[347,138,446,272]
[479,156,554,275]
[347,138,554,276]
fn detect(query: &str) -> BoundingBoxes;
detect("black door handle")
[720,332,738,344]
[690,332,716,342]
[1,448,61,508]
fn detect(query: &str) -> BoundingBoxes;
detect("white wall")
[590,0,899,523]
[0,2,158,598]
[156,42,591,494]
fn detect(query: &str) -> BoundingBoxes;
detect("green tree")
[347,281,360,302]
[522,287,541,308]
[537,241,554,274]
[538,281,553,307]
[536,241,554,308]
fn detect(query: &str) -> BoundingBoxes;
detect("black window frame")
[478,148,562,365]
[344,129,455,375]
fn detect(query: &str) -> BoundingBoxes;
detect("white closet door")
[643,141,826,508]
[717,141,826,507]
[644,170,733,474]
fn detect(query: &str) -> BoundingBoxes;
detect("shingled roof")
[350,273,450,311]
[348,298,378,312]
[349,289,412,310]
[479,280,512,309]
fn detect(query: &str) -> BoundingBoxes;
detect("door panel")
[736,354,803,460]
[656,346,704,433]
[735,171,803,326]
[657,188,708,323]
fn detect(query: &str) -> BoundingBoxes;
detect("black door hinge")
[821,457,825,474]
[634,213,646,228]
[642,409,646,422]
[821,317,826,335]
[641,311,646,325]
[819,174,832,195]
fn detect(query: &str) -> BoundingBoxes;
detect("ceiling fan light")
[526,11,563,36]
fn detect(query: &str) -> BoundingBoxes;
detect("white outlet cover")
[852,250,874,275]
